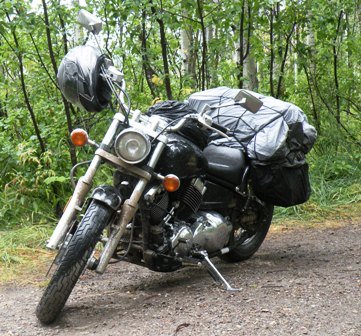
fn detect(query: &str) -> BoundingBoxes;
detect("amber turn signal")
[71,129,89,147]
[163,174,180,192]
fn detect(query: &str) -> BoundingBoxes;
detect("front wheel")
[36,200,114,324]
[221,203,273,262]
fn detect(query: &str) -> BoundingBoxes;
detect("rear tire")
[36,200,113,324]
[221,203,273,262]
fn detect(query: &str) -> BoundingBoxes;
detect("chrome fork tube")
[102,113,122,146]
[96,140,167,274]
[47,117,121,250]
[46,155,102,249]
[95,177,148,273]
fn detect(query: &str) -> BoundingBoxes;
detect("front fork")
[46,112,167,276]
[95,178,147,273]
[46,155,102,249]
[46,115,122,250]
[96,140,167,273]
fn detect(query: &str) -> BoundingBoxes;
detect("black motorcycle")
[36,10,273,324]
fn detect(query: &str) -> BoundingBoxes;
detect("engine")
[146,177,232,257]
[170,211,232,256]
[170,176,232,255]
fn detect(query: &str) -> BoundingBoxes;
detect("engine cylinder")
[175,178,205,220]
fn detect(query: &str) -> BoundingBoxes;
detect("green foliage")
[0,0,360,237]
[0,224,51,266]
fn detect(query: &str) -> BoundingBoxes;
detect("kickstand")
[197,251,239,291]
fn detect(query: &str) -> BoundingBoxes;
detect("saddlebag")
[250,161,311,207]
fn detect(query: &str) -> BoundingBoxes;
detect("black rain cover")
[147,100,210,149]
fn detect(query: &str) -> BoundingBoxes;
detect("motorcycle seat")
[203,145,246,186]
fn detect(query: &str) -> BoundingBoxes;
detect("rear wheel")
[221,202,273,262]
[36,200,113,324]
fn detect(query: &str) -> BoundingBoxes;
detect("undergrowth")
[0,224,55,284]
[274,146,361,223]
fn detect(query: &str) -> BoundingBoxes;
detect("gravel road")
[1,222,360,336]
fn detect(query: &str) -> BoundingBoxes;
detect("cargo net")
[188,87,318,207]
[188,87,317,167]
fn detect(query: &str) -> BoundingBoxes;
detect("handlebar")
[161,113,230,139]
[210,121,229,135]
[130,111,231,140]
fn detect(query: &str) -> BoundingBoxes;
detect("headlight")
[114,128,151,164]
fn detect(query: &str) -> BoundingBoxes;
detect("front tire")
[36,200,113,324]
[221,203,273,262]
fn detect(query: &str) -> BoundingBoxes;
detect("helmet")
[57,45,112,112]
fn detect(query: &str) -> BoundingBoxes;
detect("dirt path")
[1,223,360,336]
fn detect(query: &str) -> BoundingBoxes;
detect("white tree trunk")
[244,54,258,91]
[243,1,258,91]
[180,29,192,75]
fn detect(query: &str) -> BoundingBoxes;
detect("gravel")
[1,222,360,336]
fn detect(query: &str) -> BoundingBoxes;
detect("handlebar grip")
[211,122,229,134]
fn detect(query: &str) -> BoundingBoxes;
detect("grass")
[274,178,361,222]
[0,224,55,285]
[272,202,361,233]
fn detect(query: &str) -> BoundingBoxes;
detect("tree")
[0,0,359,226]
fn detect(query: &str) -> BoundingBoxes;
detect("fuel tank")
[156,134,208,179]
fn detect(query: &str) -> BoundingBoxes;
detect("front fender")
[89,185,122,210]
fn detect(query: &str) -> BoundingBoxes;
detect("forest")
[0,0,360,248]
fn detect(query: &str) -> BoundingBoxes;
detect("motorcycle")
[36,10,273,324]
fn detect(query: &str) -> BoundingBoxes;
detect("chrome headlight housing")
[114,128,151,164]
